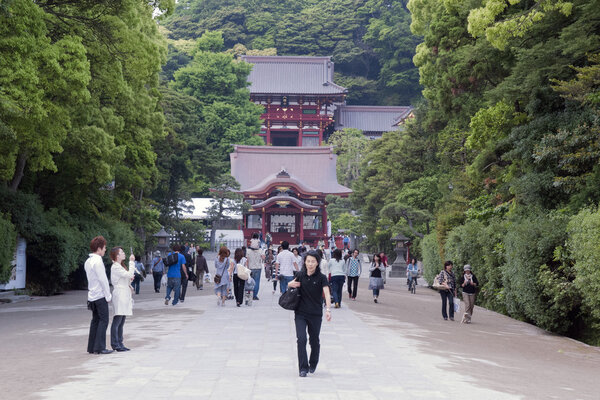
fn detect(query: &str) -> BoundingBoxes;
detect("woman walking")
[288,250,332,377]
[233,248,247,307]
[459,265,479,323]
[109,247,135,351]
[328,249,346,308]
[214,247,234,306]
[346,249,362,300]
[368,254,385,303]
[436,261,457,321]
[292,247,302,269]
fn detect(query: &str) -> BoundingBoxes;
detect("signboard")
[0,237,26,290]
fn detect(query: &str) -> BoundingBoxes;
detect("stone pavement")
[2,252,599,400]
[33,276,515,400]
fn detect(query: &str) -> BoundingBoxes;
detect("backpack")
[163,252,179,267]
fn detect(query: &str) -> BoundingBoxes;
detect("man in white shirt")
[85,236,113,355]
[275,241,299,294]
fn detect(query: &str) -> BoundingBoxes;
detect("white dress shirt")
[85,253,111,302]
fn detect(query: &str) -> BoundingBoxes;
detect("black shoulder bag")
[278,287,301,311]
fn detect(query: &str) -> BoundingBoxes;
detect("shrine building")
[231,55,412,246]
[230,145,351,246]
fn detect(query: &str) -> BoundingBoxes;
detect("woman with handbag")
[436,260,457,321]
[368,254,385,303]
[233,248,248,307]
[214,247,234,306]
[287,250,332,377]
[109,247,136,351]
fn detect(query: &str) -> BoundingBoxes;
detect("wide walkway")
[1,255,598,400]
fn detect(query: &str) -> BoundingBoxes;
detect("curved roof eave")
[250,195,320,211]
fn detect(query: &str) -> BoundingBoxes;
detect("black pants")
[87,298,109,353]
[153,272,162,292]
[180,277,188,301]
[294,312,323,373]
[110,315,126,349]
[440,290,454,319]
[233,274,244,305]
[347,276,359,299]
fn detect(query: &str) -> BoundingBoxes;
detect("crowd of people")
[83,234,480,376]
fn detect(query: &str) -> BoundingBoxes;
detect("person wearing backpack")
[436,261,457,321]
[164,244,188,306]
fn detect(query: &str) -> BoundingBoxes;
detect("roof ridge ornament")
[277,167,290,178]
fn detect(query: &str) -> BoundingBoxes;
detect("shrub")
[0,213,17,283]
[502,211,576,333]
[444,218,507,313]
[568,207,600,337]
[421,231,441,284]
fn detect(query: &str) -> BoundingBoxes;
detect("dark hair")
[332,249,342,261]
[373,253,381,265]
[197,248,204,256]
[316,249,323,259]
[172,244,180,252]
[90,236,107,253]
[252,232,259,239]
[242,246,246,257]
[297,250,322,279]
[281,241,290,250]
[135,254,141,262]
[292,247,299,255]
[234,248,244,263]
[353,248,359,254]
[444,260,453,270]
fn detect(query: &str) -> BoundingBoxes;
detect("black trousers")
[87,298,109,353]
[347,276,359,299]
[440,290,454,319]
[294,312,322,373]
[233,274,244,305]
[153,272,162,292]
[180,277,188,300]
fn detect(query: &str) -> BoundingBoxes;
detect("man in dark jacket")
[179,245,193,302]
[195,247,209,290]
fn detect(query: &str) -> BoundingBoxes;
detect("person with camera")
[287,250,332,377]
[109,247,136,351]
[459,265,479,324]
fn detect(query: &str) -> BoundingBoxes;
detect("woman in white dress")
[110,247,135,351]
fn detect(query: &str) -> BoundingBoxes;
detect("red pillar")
[322,206,327,240]
[299,210,304,242]
[261,208,266,238]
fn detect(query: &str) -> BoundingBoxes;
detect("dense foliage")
[161,0,422,105]
[349,0,600,343]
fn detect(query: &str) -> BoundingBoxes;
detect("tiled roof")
[241,56,347,95]
[334,105,414,133]
[230,145,352,195]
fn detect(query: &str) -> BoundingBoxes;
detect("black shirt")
[296,272,329,317]
[458,273,479,294]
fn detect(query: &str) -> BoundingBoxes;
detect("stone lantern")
[389,233,410,277]
[153,227,170,256]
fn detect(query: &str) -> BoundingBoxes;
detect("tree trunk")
[9,152,27,192]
